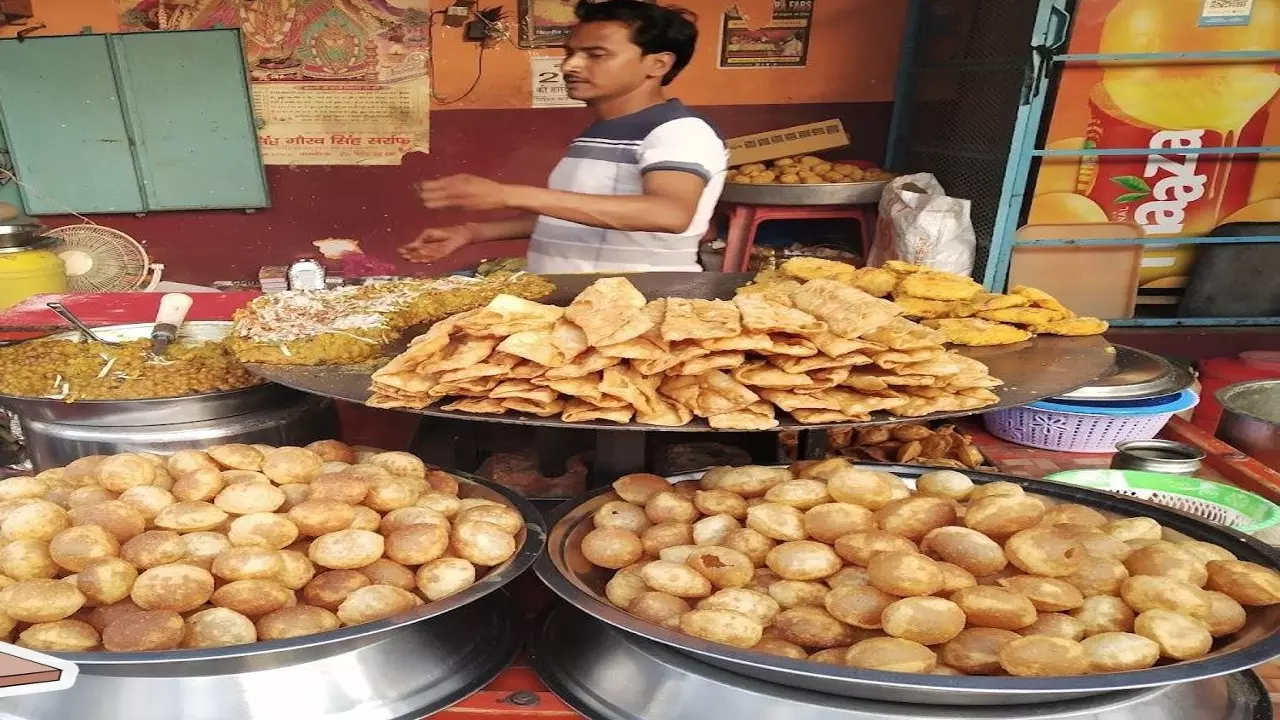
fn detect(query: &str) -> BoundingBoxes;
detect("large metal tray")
[0,321,289,427]
[246,273,1117,432]
[531,605,1271,720]
[721,181,889,206]
[535,464,1280,706]
[59,470,543,669]
[0,592,522,720]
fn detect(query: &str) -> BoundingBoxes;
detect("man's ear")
[644,51,675,81]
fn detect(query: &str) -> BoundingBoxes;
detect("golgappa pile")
[726,157,894,186]
[367,276,1003,426]
[0,442,522,652]
[748,258,1109,347]
[580,460,1280,677]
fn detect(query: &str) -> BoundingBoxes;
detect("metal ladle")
[46,302,120,346]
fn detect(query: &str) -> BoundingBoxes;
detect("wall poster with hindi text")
[116,0,432,165]
[719,0,814,69]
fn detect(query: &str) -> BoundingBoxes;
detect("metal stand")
[796,430,829,460]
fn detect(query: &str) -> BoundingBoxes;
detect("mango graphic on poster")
[1028,0,1280,291]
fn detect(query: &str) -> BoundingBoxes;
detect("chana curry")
[0,338,262,402]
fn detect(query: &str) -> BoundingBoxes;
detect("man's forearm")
[464,215,538,242]
[504,186,693,234]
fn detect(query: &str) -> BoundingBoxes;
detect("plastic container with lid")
[0,244,67,309]
[985,344,1199,453]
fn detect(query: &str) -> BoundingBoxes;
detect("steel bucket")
[1216,379,1280,470]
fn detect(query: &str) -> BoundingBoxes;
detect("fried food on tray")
[923,319,1033,347]
[977,307,1068,326]
[897,272,984,302]
[579,460,1280,677]
[744,263,1106,346]
[848,267,899,298]
[228,272,555,366]
[781,422,991,470]
[367,277,1004,426]
[0,441,522,651]
[0,338,262,402]
[1030,317,1111,336]
[726,157,893,186]
[777,257,856,282]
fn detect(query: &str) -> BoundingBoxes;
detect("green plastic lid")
[1044,469,1280,540]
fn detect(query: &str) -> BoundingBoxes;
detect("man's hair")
[575,1,698,86]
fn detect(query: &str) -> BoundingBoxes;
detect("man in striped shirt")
[400,1,726,273]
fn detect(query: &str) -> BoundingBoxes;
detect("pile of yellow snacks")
[747,258,1108,347]
[367,276,1003,427]
[228,272,556,366]
[0,441,522,652]
[583,461,1280,676]
[727,157,894,186]
[0,338,261,402]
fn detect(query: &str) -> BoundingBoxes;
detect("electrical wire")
[428,9,488,106]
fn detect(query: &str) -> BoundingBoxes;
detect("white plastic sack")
[867,173,976,276]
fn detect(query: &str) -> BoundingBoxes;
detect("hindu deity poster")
[118,0,432,165]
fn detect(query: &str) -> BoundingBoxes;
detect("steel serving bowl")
[0,471,546,720]
[535,463,1280,706]
[0,321,290,426]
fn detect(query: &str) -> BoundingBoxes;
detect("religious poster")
[719,0,814,69]
[530,55,584,108]
[116,0,432,165]
[519,0,653,48]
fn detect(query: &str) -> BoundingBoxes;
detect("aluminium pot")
[1216,379,1280,471]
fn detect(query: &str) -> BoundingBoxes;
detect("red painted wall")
[45,102,892,282]
[4,0,906,283]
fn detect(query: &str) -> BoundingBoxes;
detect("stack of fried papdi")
[741,258,1109,347]
[367,276,1004,427]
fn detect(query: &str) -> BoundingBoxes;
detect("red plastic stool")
[719,203,876,272]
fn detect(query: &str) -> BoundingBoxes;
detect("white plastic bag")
[867,173,976,276]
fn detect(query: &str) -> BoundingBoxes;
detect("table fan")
[43,224,163,291]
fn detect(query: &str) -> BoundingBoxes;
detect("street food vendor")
[400,0,727,273]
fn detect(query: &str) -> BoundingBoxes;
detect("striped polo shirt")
[526,99,727,273]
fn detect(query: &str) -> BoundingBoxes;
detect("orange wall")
[0,0,119,36]
[6,0,907,109]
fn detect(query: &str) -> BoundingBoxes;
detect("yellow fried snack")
[977,307,1068,326]
[1029,317,1110,336]
[923,319,1034,347]
[779,257,857,282]
[884,260,928,275]
[1011,285,1074,317]
[950,293,1030,317]
[898,272,985,302]
[847,267,899,298]
[894,296,957,320]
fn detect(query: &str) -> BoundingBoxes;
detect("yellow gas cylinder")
[0,246,68,309]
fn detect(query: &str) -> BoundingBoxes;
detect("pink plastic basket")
[984,407,1174,453]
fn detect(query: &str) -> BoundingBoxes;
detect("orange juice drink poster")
[1029,0,1280,292]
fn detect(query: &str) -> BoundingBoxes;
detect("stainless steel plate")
[0,592,523,720]
[721,181,888,206]
[246,273,1118,431]
[0,322,286,426]
[531,604,1270,720]
[1058,346,1194,402]
[52,471,544,670]
[535,464,1280,706]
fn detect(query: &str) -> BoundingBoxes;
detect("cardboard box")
[726,119,850,166]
